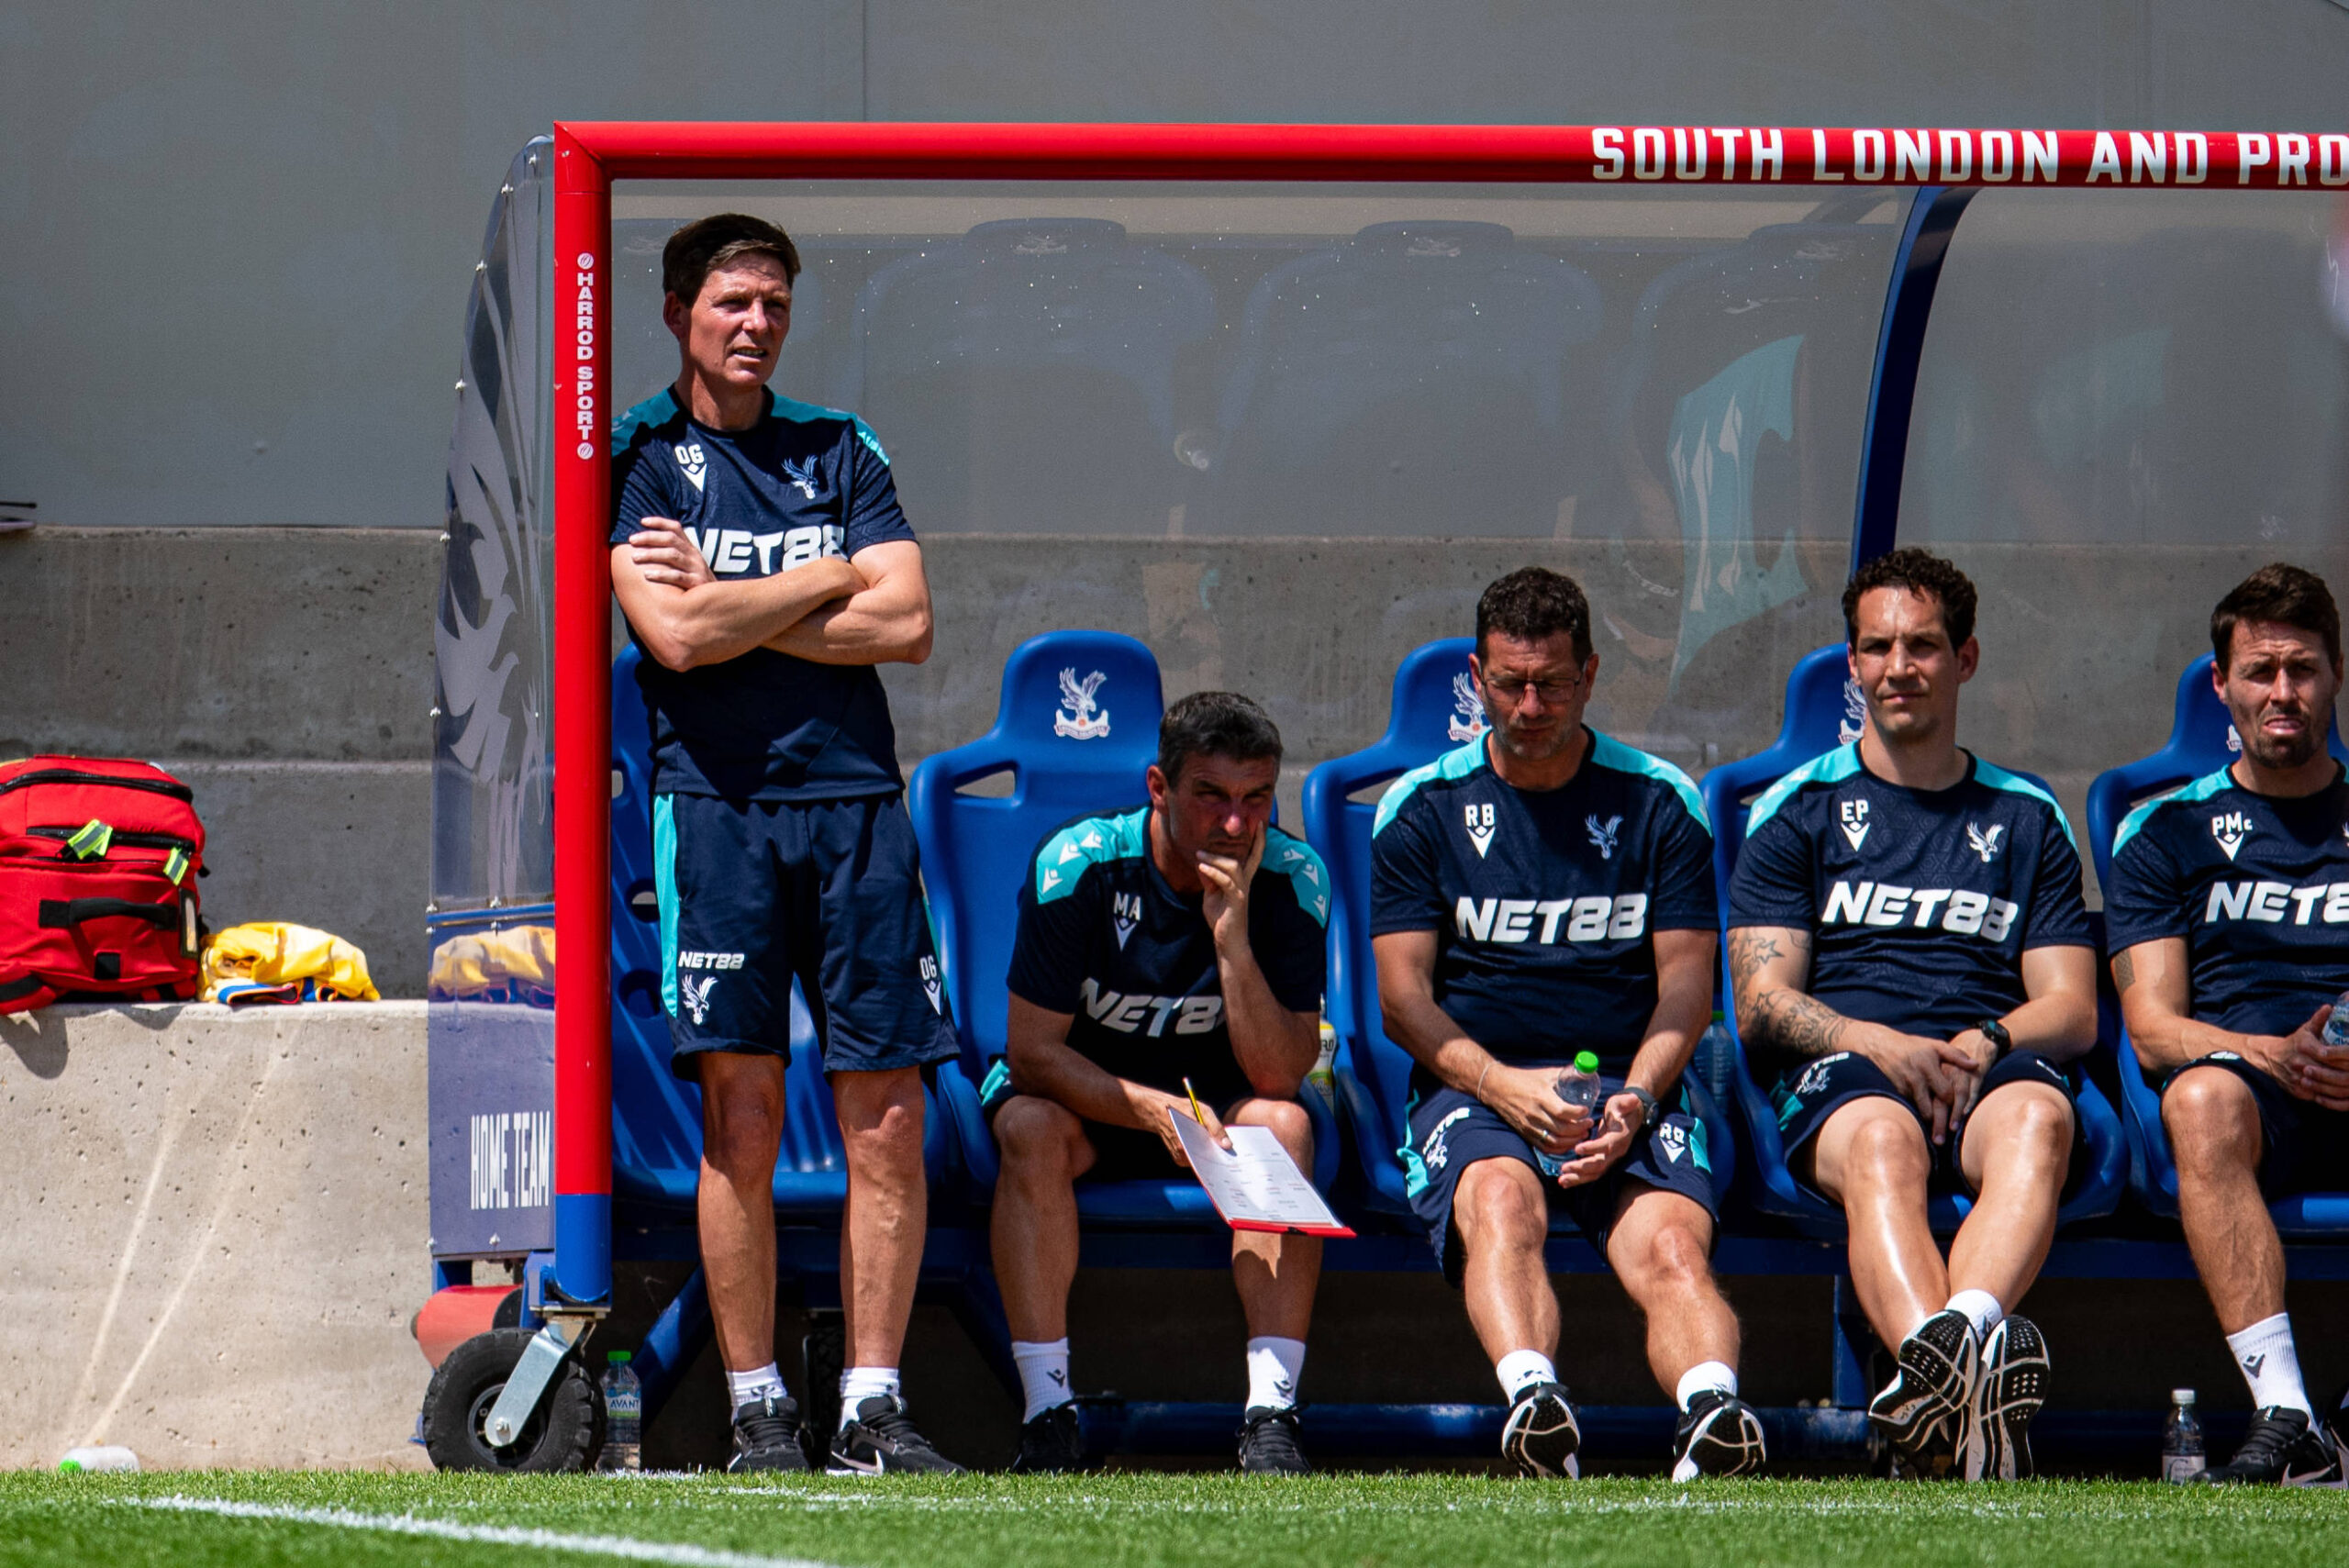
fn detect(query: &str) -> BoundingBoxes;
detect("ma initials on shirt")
[1080,977,1223,1037]
[1454,894,1649,944]
[689,523,845,576]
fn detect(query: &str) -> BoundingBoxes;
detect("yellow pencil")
[1182,1075,1206,1125]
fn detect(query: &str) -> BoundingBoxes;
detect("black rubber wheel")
[421,1327,602,1472]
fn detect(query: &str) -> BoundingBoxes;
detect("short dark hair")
[1842,547,1977,649]
[1475,567,1592,663]
[1157,692,1282,786]
[662,213,801,305]
[2211,562,2342,673]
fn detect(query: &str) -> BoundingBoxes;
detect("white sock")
[1946,1288,2005,1340]
[1675,1361,1738,1410]
[725,1362,787,1409]
[1496,1350,1558,1402]
[2226,1313,2314,1418]
[1013,1338,1074,1422]
[1246,1336,1307,1411]
[838,1365,902,1429]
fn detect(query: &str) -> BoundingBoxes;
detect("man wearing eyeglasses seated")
[1370,567,1760,1483]
[1727,548,2099,1484]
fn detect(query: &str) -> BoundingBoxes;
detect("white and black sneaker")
[727,1392,809,1473]
[1869,1308,1978,1479]
[829,1394,965,1474]
[1671,1389,1767,1480]
[1500,1381,1581,1478]
[1962,1317,2049,1481]
[2199,1407,2346,1486]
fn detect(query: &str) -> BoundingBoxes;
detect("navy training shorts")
[653,791,960,1081]
[2160,1051,2349,1199]
[1401,1075,1720,1283]
[1769,1048,2082,1200]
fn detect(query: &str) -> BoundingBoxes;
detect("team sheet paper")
[1168,1109,1354,1238]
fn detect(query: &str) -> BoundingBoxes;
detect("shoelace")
[736,1404,797,1451]
[2232,1413,2306,1466]
[860,1404,944,1458]
[1242,1410,1303,1455]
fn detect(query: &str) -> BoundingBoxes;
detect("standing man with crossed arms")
[609,214,963,1473]
[1728,548,2098,1482]
[2107,563,2349,1485]
[1372,567,1763,1483]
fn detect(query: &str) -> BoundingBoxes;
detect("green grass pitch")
[6,1471,2349,1568]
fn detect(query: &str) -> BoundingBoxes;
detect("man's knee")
[994,1095,1084,1174]
[1616,1200,1716,1300]
[832,1065,927,1138]
[2164,1067,2262,1170]
[1840,1105,1931,1190]
[1231,1095,1313,1159]
[1455,1160,1548,1251]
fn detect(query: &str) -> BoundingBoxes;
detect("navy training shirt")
[610,386,917,801]
[1368,729,1718,1081]
[1727,744,2092,1076]
[1005,806,1330,1102]
[2105,763,2349,1037]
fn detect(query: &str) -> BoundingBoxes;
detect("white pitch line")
[128,1496,851,1568]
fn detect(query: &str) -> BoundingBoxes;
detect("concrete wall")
[0,1003,430,1472]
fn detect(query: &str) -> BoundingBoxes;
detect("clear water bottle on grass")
[2162,1388,2205,1483]
[600,1351,642,1471]
[57,1447,139,1473]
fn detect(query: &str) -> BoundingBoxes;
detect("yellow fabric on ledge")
[201,921,381,1003]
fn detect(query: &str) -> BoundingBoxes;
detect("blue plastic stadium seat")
[607,645,950,1217]
[1298,638,1737,1223]
[907,629,1339,1224]
[1701,645,2128,1238]
[2084,654,2349,1233]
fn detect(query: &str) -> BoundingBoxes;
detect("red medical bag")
[0,756,206,1013]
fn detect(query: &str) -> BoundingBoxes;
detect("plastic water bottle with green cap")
[1534,1051,1604,1179]
[58,1446,139,1473]
[598,1351,642,1471]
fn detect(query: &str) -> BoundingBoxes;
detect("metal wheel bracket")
[482,1317,584,1448]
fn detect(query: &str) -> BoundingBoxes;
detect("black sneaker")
[2199,1407,2345,1486]
[1237,1405,1311,1475]
[1009,1402,1087,1474]
[1500,1381,1581,1479]
[1671,1389,1766,1480]
[727,1392,809,1473]
[1869,1308,1977,1478]
[1963,1317,2049,1482]
[829,1393,965,1474]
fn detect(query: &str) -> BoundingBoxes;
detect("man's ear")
[1144,764,1169,809]
[662,292,689,344]
[1955,636,1980,683]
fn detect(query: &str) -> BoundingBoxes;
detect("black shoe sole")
[1967,1317,2048,1483]
[1870,1311,1976,1474]
[1501,1392,1581,1479]
[1674,1399,1767,1480]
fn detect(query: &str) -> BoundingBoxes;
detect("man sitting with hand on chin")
[983,693,1332,1476]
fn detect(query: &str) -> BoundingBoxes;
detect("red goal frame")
[546,119,2345,1307]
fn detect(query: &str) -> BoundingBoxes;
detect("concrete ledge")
[0,1002,429,1472]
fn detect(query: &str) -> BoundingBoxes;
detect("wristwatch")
[1976,1018,2014,1063]
[1624,1084,1661,1131]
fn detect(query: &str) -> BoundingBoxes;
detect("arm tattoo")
[1747,987,1850,1058]
[2112,949,2137,994]
[1726,929,1783,989]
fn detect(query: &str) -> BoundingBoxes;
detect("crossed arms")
[2112,939,2349,1110]
[1728,925,2097,1142]
[610,517,933,672]
[1373,926,1716,1186]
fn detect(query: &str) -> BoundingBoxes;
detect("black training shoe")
[1962,1317,2049,1482]
[1009,1403,1088,1474]
[1237,1405,1311,1475]
[727,1392,809,1473]
[1671,1389,1767,1480]
[1870,1308,1977,1478]
[829,1394,966,1474]
[2199,1407,2345,1486]
[1500,1381,1581,1479]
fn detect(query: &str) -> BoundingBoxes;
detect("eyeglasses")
[1482,674,1584,704]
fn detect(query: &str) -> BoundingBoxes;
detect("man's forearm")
[1384,986,1503,1096]
[1217,940,1317,1097]
[629,558,859,669]
[1740,983,1906,1061]
[1008,1038,1170,1133]
[2125,1009,2262,1073]
[763,581,930,665]
[1624,978,1710,1098]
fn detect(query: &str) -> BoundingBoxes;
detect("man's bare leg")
[831,1065,930,1370]
[1949,1082,2073,1307]
[1226,1097,1322,1340]
[2165,1066,2285,1332]
[1807,1097,1947,1345]
[987,1095,1097,1341]
[1605,1184,1738,1395]
[697,1052,788,1374]
[1453,1158,1560,1363]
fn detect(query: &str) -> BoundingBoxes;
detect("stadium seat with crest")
[2084,653,2349,1231]
[907,628,1341,1222]
[1298,637,1738,1225]
[1701,644,2128,1238]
